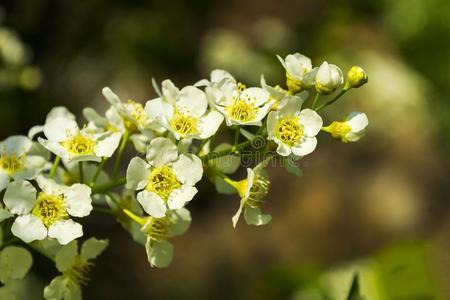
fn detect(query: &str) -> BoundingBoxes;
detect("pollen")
[146,166,181,200]
[246,174,270,208]
[61,132,96,156]
[32,192,68,227]
[0,153,25,175]
[124,100,149,132]
[227,99,257,123]
[276,117,303,146]
[328,121,351,139]
[169,110,198,136]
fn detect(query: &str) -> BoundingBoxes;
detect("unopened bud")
[345,66,368,89]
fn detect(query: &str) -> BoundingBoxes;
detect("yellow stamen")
[32,192,68,227]
[0,153,25,175]
[146,166,181,200]
[276,117,303,146]
[326,121,352,140]
[226,100,257,123]
[123,99,148,132]
[61,132,96,156]
[169,110,199,136]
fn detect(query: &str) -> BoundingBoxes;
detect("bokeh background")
[1,0,450,299]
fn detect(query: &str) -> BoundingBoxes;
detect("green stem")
[49,156,60,179]
[29,243,54,261]
[90,158,107,186]
[315,89,348,111]
[311,92,320,110]
[113,131,130,178]
[79,162,84,184]
[201,139,252,162]
[233,126,240,149]
[196,138,209,155]
[92,177,126,194]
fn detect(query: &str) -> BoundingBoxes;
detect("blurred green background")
[1,0,450,299]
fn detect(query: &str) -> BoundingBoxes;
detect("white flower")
[83,105,154,154]
[38,115,121,163]
[126,137,203,218]
[260,74,309,111]
[28,106,76,140]
[322,112,368,143]
[204,70,274,126]
[226,161,272,228]
[0,135,47,191]
[145,80,223,140]
[3,176,92,245]
[267,97,323,157]
[102,87,158,133]
[314,61,344,95]
[277,53,315,93]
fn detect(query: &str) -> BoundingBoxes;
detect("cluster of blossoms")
[0,52,368,299]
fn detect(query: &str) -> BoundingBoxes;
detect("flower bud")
[315,62,344,95]
[345,66,368,89]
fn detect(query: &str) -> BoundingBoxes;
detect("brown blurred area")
[1,0,450,299]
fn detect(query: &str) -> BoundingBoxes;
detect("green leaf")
[284,158,302,177]
[0,227,3,249]
[211,143,240,174]
[55,241,78,273]
[239,128,256,141]
[80,238,109,261]
[214,177,237,195]
[0,207,12,222]
[44,275,82,300]
[0,246,33,283]
[346,273,363,300]
[145,239,174,268]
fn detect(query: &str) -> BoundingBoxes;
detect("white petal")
[177,86,207,117]
[253,100,275,123]
[43,117,78,142]
[231,200,244,228]
[3,136,31,156]
[137,190,167,218]
[167,185,197,210]
[278,97,303,117]
[46,106,76,122]
[240,88,270,106]
[64,184,92,217]
[161,79,179,104]
[83,107,109,128]
[102,87,122,108]
[299,109,323,137]
[172,154,203,185]
[210,69,234,83]
[144,98,173,121]
[48,220,83,245]
[0,172,8,192]
[275,140,292,157]
[285,53,312,78]
[4,181,36,215]
[28,125,44,139]
[316,61,331,85]
[244,207,272,226]
[11,215,47,243]
[291,137,317,157]
[347,112,369,132]
[126,157,149,190]
[36,175,64,195]
[266,112,278,139]
[146,239,174,268]
[198,111,223,139]
[95,132,122,158]
[146,137,178,167]
[38,138,69,161]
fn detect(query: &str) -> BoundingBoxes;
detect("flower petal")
[198,111,223,139]
[43,117,78,142]
[146,137,178,167]
[0,172,8,192]
[172,154,203,185]
[137,190,167,218]
[244,207,272,226]
[241,87,270,106]
[126,157,149,190]
[2,136,32,156]
[95,132,122,158]
[11,215,47,243]
[167,185,198,210]
[64,184,92,217]
[231,200,244,228]
[299,109,323,136]
[177,86,207,117]
[146,239,174,268]
[4,181,36,215]
[48,220,83,245]
[347,112,369,132]
[291,137,317,157]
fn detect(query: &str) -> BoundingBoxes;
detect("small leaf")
[244,207,272,226]
[80,238,109,261]
[55,241,78,272]
[168,208,191,237]
[214,177,237,195]
[239,128,256,141]
[0,246,33,283]
[211,143,240,174]
[284,158,302,177]
[346,273,363,300]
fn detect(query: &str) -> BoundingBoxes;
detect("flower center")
[64,256,93,286]
[143,216,171,242]
[61,132,96,156]
[246,174,270,208]
[123,100,148,132]
[286,73,301,93]
[0,153,25,175]
[146,166,181,200]
[169,110,198,136]
[276,117,303,146]
[32,192,68,227]
[329,121,351,139]
[227,99,257,122]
